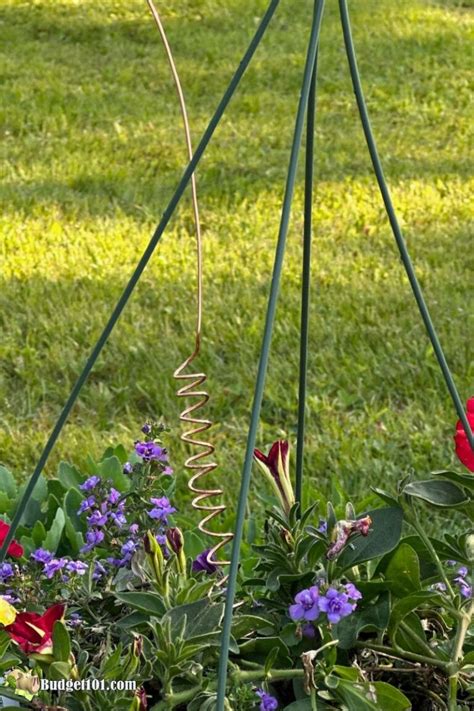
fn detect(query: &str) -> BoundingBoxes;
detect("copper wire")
[147,0,232,570]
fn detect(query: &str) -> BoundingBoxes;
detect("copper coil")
[147,0,233,572]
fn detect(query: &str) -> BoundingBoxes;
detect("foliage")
[0,420,472,709]
[0,0,473,509]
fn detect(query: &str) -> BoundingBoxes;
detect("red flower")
[454,398,474,472]
[0,521,24,558]
[254,440,295,514]
[5,603,65,655]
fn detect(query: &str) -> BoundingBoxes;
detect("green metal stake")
[215,1,326,707]
[296,52,318,507]
[0,0,281,562]
[339,0,474,451]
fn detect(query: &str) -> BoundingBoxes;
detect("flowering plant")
[0,407,472,710]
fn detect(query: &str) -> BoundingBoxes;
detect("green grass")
[0,0,473,512]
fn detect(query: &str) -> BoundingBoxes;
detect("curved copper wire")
[147,0,232,570]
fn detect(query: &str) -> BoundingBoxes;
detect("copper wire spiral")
[147,0,233,570]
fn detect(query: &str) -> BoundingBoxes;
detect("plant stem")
[399,620,438,659]
[311,689,318,711]
[156,686,201,709]
[233,668,304,683]
[407,508,455,599]
[355,641,449,670]
[448,598,474,711]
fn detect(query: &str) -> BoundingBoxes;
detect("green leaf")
[335,679,411,710]
[394,612,432,656]
[52,621,71,662]
[97,456,130,492]
[337,594,390,649]
[371,487,399,507]
[64,517,84,556]
[337,507,404,570]
[388,591,443,642]
[43,507,66,554]
[239,636,290,664]
[232,615,272,639]
[403,479,468,507]
[57,461,84,490]
[48,661,71,681]
[14,476,48,526]
[31,520,47,547]
[47,478,67,501]
[385,543,421,597]
[283,701,313,711]
[461,650,474,667]
[115,592,166,618]
[0,492,13,515]
[0,630,11,658]
[163,600,224,641]
[64,489,86,533]
[433,470,474,493]
[116,611,150,629]
[0,466,17,499]
[184,530,206,559]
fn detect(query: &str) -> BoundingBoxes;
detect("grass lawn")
[0,0,473,516]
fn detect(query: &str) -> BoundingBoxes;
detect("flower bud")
[166,527,186,576]
[133,636,143,658]
[144,531,164,585]
[129,688,148,711]
[253,440,295,514]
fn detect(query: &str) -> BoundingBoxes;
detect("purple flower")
[135,441,167,462]
[1,591,19,604]
[68,613,82,627]
[110,512,127,528]
[141,423,152,435]
[457,566,468,578]
[129,524,139,535]
[289,586,320,622]
[92,561,107,580]
[81,529,105,553]
[192,549,218,575]
[255,688,278,711]
[121,539,138,557]
[107,488,121,505]
[431,582,447,592]
[107,556,128,568]
[446,560,457,567]
[163,466,174,476]
[317,519,328,534]
[43,557,68,579]
[318,588,354,624]
[80,476,101,491]
[344,583,362,601]
[454,576,472,599]
[87,510,108,527]
[31,548,54,564]
[0,563,14,581]
[78,496,96,514]
[66,561,88,576]
[123,462,133,475]
[147,496,176,524]
[302,623,316,639]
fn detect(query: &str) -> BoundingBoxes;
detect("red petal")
[7,540,24,558]
[266,441,282,473]
[41,604,66,633]
[0,520,9,544]
[253,449,269,465]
